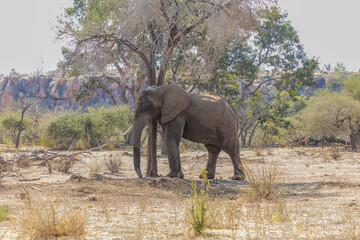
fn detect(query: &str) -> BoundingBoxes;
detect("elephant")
[133,84,245,180]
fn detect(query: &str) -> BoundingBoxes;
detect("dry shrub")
[88,160,102,172]
[320,150,331,162]
[58,156,77,173]
[104,154,121,173]
[20,196,87,239]
[331,146,341,160]
[266,148,274,155]
[243,160,284,200]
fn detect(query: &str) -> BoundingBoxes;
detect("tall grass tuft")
[20,196,87,239]
[243,160,284,200]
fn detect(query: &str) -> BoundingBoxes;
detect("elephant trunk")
[133,118,147,178]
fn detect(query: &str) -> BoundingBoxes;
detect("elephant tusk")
[122,125,134,136]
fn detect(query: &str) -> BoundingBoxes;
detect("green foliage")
[297,90,360,139]
[45,105,132,149]
[344,73,360,101]
[0,110,32,145]
[46,112,86,149]
[189,169,209,235]
[86,106,133,146]
[207,7,318,103]
[204,7,317,147]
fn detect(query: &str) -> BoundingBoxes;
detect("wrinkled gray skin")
[133,84,245,180]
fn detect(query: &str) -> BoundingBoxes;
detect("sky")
[0,0,359,74]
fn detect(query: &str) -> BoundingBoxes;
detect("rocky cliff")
[0,74,330,110]
[0,76,124,109]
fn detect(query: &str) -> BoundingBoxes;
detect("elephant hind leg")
[203,144,221,179]
[223,146,245,181]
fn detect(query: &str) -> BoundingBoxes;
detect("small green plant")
[0,204,10,222]
[189,169,209,235]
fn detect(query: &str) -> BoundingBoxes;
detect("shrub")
[45,105,133,149]
[104,154,121,173]
[188,169,209,235]
[243,160,284,200]
[46,111,86,149]
[0,110,32,145]
[86,105,133,146]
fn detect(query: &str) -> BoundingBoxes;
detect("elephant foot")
[166,171,184,178]
[231,175,246,181]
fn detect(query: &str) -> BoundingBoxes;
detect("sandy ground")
[0,146,360,239]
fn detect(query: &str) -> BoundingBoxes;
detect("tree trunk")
[248,121,260,148]
[15,104,31,150]
[146,121,158,177]
[350,132,358,151]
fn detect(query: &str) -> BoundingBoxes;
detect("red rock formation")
[0,76,126,109]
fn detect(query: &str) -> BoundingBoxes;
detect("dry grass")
[104,154,121,173]
[330,146,341,160]
[58,157,77,173]
[19,194,87,239]
[88,160,102,172]
[252,147,263,156]
[242,159,284,200]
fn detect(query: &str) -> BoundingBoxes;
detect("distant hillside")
[0,73,332,110]
[0,76,124,110]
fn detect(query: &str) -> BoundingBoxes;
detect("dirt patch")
[0,147,360,239]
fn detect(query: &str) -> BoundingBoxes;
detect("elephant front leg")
[202,144,221,179]
[163,117,185,178]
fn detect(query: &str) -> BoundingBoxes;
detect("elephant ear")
[160,85,190,124]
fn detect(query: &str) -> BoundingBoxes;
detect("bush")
[104,154,121,173]
[243,160,284,200]
[0,110,32,145]
[86,105,133,146]
[188,169,209,235]
[46,111,86,149]
[45,105,133,149]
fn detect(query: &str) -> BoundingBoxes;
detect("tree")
[0,105,32,149]
[57,0,272,176]
[343,73,360,101]
[298,90,360,150]
[204,7,318,147]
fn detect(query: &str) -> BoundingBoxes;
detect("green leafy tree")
[343,73,360,101]
[298,90,360,150]
[205,7,318,147]
[57,0,273,176]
